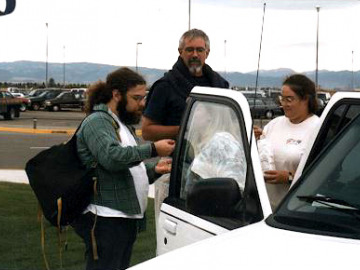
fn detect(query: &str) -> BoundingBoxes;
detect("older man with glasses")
[142,28,229,141]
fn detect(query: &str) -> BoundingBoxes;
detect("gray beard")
[188,65,202,76]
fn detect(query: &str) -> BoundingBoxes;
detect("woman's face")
[281,85,310,123]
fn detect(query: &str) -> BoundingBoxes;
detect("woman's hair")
[283,74,318,114]
[85,67,146,114]
[179,28,210,51]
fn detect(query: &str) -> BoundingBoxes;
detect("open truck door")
[155,86,272,255]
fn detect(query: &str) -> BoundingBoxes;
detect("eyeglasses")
[279,96,297,104]
[183,47,206,54]
[129,95,146,102]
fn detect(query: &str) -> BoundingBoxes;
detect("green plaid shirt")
[76,104,158,215]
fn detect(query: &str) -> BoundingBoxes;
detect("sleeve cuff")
[151,142,158,157]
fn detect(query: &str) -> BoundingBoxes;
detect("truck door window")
[306,103,360,167]
[178,101,247,214]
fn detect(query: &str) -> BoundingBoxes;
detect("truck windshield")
[272,114,360,239]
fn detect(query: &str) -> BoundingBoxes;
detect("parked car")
[316,97,326,116]
[7,88,31,96]
[6,91,30,112]
[240,90,266,99]
[70,88,87,98]
[10,92,25,98]
[44,91,85,111]
[317,91,331,105]
[0,90,21,120]
[7,87,22,94]
[15,96,31,112]
[28,89,65,111]
[26,88,49,98]
[247,97,283,119]
[129,88,360,269]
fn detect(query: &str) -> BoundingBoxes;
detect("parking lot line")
[0,126,75,134]
[0,126,142,136]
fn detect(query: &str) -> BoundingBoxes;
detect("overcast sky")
[1,0,360,73]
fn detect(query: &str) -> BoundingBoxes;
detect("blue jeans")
[72,212,138,270]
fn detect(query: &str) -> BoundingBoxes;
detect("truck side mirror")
[186,177,242,217]
[0,0,16,16]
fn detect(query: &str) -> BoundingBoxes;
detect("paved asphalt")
[0,112,267,199]
[0,119,153,195]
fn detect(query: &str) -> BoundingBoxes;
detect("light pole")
[136,42,142,72]
[352,50,354,90]
[63,45,66,87]
[45,22,49,87]
[188,0,191,30]
[224,40,227,78]
[315,6,320,90]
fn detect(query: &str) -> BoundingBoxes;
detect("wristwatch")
[288,171,293,184]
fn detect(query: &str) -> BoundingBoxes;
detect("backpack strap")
[40,208,50,270]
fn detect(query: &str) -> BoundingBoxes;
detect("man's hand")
[263,170,289,184]
[155,158,172,174]
[154,139,175,157]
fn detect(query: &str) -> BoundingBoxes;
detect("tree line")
[0,78,89,90]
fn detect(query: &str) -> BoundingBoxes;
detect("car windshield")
[38,91,49,97]
[247,99,263,106]
[272,114,360,239]
[47,91,61,98]
[27,90,38,96]
[56,92,66,98]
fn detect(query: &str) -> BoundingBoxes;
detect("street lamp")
[315,6,320,90]
[224,40,227,78]
[136,42,142,72]
[63,45,66,87]
[188,0,191,30]
[352,50,354,90]
[45,22,49,87]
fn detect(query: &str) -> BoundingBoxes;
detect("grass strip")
[0,182,156,269]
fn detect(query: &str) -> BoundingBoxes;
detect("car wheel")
[32,103,40,111]
[4,108,16,120]
[265,110,274,119]
[52,105,60,111]
[20,104,27,112]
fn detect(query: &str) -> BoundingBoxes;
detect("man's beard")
[116,96,142,125]
[187,58,203,75]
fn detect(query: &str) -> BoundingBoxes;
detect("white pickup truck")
[132,87,360,269]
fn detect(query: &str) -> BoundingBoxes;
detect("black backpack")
[25,112,106,227]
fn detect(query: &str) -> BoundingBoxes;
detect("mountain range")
[0,61,359,90]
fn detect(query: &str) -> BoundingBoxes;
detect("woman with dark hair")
[255,74,320,209]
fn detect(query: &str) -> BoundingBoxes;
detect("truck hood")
[131,221,360,269]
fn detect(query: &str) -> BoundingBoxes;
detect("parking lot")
[0,110,269,169]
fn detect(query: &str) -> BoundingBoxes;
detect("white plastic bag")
[257,135,275,171]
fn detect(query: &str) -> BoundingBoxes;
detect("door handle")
[164,219,177,235]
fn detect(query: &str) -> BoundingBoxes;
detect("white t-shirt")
[85,110,149,218]
[262,115,320,208]
[263,115,320,173]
